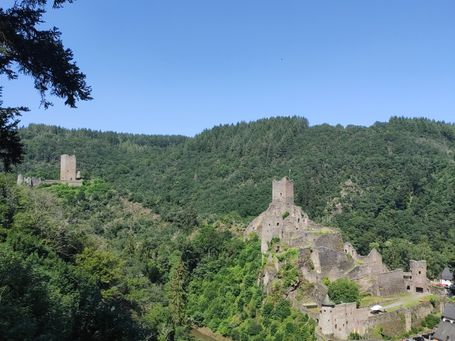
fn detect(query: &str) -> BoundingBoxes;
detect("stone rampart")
[374,269,406,296]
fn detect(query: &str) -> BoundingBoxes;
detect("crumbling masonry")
[245,177,433,340]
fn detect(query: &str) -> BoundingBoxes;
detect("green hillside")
[16,117,455,277]
[0,175,317,340]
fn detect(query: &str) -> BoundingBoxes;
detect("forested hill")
[17,117,455,275]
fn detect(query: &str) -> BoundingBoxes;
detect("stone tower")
[272,177,294,204]
[60,154,77,181]
[410,260,429,293]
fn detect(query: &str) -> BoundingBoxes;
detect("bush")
[421,314,440,329]
[328,278,360,305]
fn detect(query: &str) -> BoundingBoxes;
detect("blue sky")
[3,0,454,135]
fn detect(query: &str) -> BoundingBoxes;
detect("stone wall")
[245,200,311,252]
[374,269,406,296]
[17,175,42,187]
[318,303,370,339]
[343,242,359,261]
[320,301,436,340]
[364,301,434,338]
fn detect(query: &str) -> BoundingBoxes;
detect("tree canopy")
[0,0,91,169]
[328,278,361,305]
[17,117,455,277]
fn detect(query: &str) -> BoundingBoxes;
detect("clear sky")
[3,0,455,136]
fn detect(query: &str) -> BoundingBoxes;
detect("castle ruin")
[245,177,434,340]
[60,154,77,181]
[18,154,82,187]
[272,177,294,204]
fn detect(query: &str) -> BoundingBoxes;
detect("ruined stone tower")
[272,177,294,204]
[60,154,77,181]
[410,260,429,293]
[245,176,311,253]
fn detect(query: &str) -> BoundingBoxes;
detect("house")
[440,267,454,287]
[432,303,455,341]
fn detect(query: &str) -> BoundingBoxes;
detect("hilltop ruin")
[245,177,438,339]
[17,154,83,187]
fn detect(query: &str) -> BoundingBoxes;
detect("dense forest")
[16,117,455,278]
[2,116,454,339]
[0,175,316,340]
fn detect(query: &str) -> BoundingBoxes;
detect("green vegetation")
[187,232,315,340]
[359,294,396,308]
[421,313,440,329]
[0,174,315,340]
[0,0,92,170]
[0,176,152,339]
[15,117,455,278]
[328,278,361,305]
[3,116,455,339]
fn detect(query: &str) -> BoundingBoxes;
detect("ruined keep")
[244,177,434,340]
[60,154,77,181]
[406,260,430,293]
[272,177,294,203]
[18,154,82,187]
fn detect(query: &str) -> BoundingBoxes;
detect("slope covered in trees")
[16,117,455,278]
[0,175,316,340]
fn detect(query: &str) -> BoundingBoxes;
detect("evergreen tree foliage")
[16,117,455,277]
[0,0,91,169]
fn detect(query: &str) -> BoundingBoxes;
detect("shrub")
[328,278,360,305]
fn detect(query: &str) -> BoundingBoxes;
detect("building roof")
[443,303,455,321]
[433,321,455,341]
[441,267,454,281]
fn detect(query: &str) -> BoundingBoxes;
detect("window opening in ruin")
[277,222,279,226]
[406,285,410,290]
[418,271,421,274]
[416,287,424,293]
